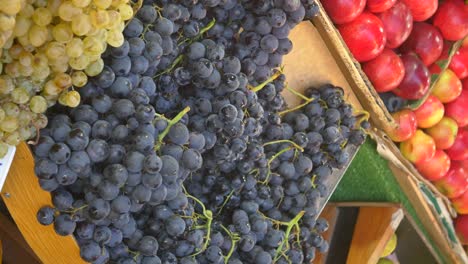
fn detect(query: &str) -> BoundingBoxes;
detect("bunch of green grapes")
[0,0,26,50]
[0,0,136,157]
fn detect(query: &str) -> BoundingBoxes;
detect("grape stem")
[259,141,304,184]
[263,139,304,152]
[278,86,315,116]
[183,186,213,257]
[248,68,283,92]
[273,211,305,263]
[179,18,216,46]
[154,54,185,78]
[154,106,190,151]
[61,204,88,214]
[220,224,240,264]
[215,189,236,217]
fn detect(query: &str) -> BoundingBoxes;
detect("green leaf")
[435,59,449,70]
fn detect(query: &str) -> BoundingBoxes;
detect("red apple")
[338,12,387,62]
[322,0,366,24]
[400,0,437,22]
[366,0,397,13]
[463,78,468,90]
[392,53,430,100]
[400,22,443,66]
[433,0,468,41]
[452,189,468,215]
[455,215,468,244]
[413,95,444,128]
[431,69,462,103]
[446,129,468,161]
[446,89,468,127]
[455,159,468,172]
[388,109,417,142]
[450,44,468,80]
[378,2,413,49]
[426,117,459,150]
[400,129,436,164]
[415,149,451,181]
[433,164,468,198]
[363,49,405,92]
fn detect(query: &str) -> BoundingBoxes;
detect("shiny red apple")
[446,129,468,161]
[400,22,443,66]
[455,215,468,244]
[415,149,451,181]
[338,12,387,62]
[366,0,397,13]
[433,164,468,199]
[433,0,468,41]
[401,0,437,22]
[392,53,430,100]
[388,109,417,142]
[431,69,462,103]
[446,89,468,127]
[378,1,413,49]
[362,49,405,92]
[400,129,436,164]
[322,0,366,24]
[450,44,468,80]
[426,117,459,150]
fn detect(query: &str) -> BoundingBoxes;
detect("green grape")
[3,102,20,117]
[34,113,47,129]
[84,58,103,77]
[71,71,87,87]
[11,87,30,104]
[0,75,14,95]
[19,126,33,141]
[14,16,32,37]
[29,95,47,113]
[0,142,8,158]
[32,7,53,27]
[0,108,5,122]
[4,131,20,146]
[0,116,19,133]
[18,110,33,126]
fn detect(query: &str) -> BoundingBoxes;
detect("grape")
[37,206,55,225]
[54,214,76,236]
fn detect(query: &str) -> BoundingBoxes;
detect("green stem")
[154,106,190,151]
[279,98,314,116]
[216,189,236,217]
[263,139,304,153]
[154,54,184,78]
[220,225,240,263]
[286,86,310,101]
[62,204,88,214]
[179,18,216,46]
[248,69,283,92]
[273,211,305,263]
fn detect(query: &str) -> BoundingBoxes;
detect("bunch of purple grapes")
[32,1,367,263]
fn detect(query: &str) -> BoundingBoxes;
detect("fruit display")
[0,0,135,157]
[18,1,371,263]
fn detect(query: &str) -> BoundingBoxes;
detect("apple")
[446,89,468,127]
[431,69,462,103]
[455,159,468,172]
[401,0,437,22]
[433,164,468,199]
[362,49,405,92]
[446,129,468,161]
[415,149,451,181]
[400,129,435,164]
[426,117,459,150]
[413,95,444,128]
[322,0,366,24]
[388,109,417,142]
[429,41,468,80]
[463,78,468,90]
[378,2,413,49]
[452,189,468,215]
[338,12,387,62]
[433,0,468,41]
[366,0,397,13]
[392,53,430,100]
[400,22,443,66]
[450,44,468,80]
[455,215,468,244]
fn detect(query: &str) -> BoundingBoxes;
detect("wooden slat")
[314,205,339,264]
[0,143,85,264]
[346,207,403,264]
[0,212,41,263]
